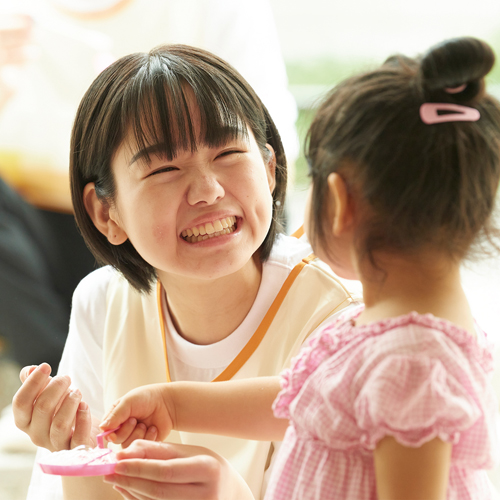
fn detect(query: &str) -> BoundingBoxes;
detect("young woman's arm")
[101,376,288,444]
[62,476,122,500]
[373,436,452,500]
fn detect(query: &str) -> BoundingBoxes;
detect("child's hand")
[12,363,92,452]
[100,384,174,445]
[101,418,159,449]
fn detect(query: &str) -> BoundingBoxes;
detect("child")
[101,37,500,499]
[12,44,358,500]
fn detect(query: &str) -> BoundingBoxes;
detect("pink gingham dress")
[266,306,499,500]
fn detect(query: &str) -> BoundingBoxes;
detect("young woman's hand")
[12,364,156,453]
[104,440,254,500]
[12,363,93,452]
[100,384,174,445]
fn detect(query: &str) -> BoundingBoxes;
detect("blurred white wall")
[270,0,500,62]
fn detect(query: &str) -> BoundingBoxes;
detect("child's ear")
[327,173,354,236]
[265,144,277,193]
[83,183,128,245]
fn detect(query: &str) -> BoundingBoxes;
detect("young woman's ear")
[265,144,277,193]
[327,173,354,236]
[83,183,128,245]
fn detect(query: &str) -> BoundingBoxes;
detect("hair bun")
[419,37,495,101]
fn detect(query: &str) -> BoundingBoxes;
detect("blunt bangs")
[121,50,265,166]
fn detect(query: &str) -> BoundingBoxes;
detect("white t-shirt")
[28,235,351,499]
[164,241,314,382]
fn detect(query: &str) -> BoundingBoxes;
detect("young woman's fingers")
[70,401,92,449]
[112,485,142,500]
[12,363,53,430]
[89,414,103,449]
[48,389,82,450]
[24,375,72,448]
[19,364,39,383]
[108,442,230,500]
[114,455,221,484]
[115,441,180,461]
[30,375,72,420]
[116,441,224,462]
[121,422,148,449]
[105,472,207,500]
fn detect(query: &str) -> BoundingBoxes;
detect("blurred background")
[275,0,500,198]
[0,1,499,498]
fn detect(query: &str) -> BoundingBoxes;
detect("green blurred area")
[288,45,500,187]
[293,108,314,186]
[287,57,372,187]
[287,57,373,86]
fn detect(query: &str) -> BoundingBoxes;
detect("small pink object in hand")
[38,427,120,476]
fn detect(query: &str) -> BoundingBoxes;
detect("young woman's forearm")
[62,476,122,500]
[169,376,288,441]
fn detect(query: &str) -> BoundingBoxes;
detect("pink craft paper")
[38,445,117,476]
[38,427,121,476]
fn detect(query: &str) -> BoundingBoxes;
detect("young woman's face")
[108,122,276,284]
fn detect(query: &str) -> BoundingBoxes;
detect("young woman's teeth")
[182,217,237,243]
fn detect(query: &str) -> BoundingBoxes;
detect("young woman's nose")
[186,172,225,206]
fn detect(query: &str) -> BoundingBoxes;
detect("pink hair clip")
[419,103,480,125]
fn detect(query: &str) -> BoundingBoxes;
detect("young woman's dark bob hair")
[71,44,287,293]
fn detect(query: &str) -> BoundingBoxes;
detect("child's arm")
[101,376,288,444]
[373,436,452,500]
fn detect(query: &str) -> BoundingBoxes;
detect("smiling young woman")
[13,45,359,500]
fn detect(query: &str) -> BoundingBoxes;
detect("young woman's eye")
[148,166,177,177]
[217,149,243,159]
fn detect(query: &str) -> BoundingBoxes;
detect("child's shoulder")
[312,308,494,375]
[362,312,491,360]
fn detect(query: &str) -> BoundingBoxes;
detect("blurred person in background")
[0,0,298,176]
[0,177,72,371]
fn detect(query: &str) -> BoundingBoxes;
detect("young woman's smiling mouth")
[181,216,237,243]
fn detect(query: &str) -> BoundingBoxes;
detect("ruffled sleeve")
[272,331,329,419]
[354,354,482,449]
[273,311,361,419]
